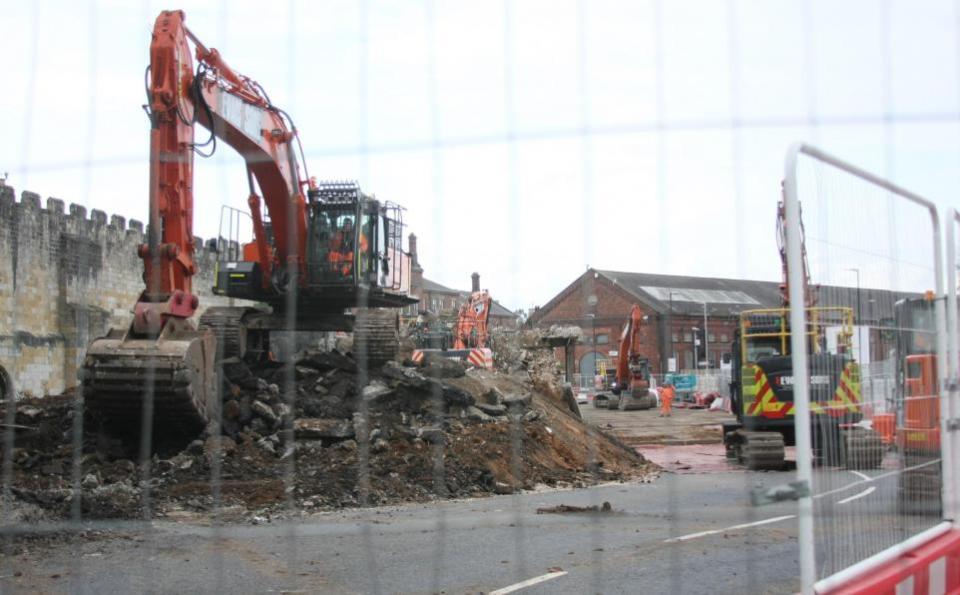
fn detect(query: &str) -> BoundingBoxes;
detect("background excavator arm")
[452,291,493,350]
[615,304,644,389]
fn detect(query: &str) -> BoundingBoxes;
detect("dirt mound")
[2,349,656,521]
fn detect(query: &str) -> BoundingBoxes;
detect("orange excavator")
[889,293,944,514]
[80,10,415,436]
[411,290,494,369]
[592,305,657,411]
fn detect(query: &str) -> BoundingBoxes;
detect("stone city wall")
[0,185,239,397]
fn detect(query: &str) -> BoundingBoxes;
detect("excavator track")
[733,431,786,470]
[353,309,400,369]
[897,456,942,516]
[840,427,884,470]
[81,318,216,438]
[617,387,656,411]
[198,306,254,360]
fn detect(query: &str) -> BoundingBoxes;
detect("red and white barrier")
[818,522,960,594]
[467,348,493,369]
[411,348,493,370]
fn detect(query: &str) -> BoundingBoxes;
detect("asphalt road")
[4,456,935,595]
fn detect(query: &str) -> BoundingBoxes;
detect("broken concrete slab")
[476,402,507,417]
[293,418,355,440]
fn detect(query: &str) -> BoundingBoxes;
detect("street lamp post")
[692,326,700,370]
[668,291,674,372]
[587,294,598,382]
[702,302,709,368]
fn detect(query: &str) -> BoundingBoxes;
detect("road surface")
[2,452,932,594]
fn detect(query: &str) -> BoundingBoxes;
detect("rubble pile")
[490,326,584,418]
[2,349,655,521]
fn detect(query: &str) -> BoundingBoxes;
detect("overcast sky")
[3,0,960,310]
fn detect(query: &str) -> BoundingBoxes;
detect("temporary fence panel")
[784,144,953,593]
[5,3,960,595]
[947,208,960,527]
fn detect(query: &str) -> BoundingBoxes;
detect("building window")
[708,333,716,343]
[671,332,679,342]
[683,332,692,343]
[595,334,609,345]
[720,333,729,343]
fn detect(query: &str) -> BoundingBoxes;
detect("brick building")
[528,268,913,381]
[405,234,518,328]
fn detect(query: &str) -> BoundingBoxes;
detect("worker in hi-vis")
[659,381,675,417]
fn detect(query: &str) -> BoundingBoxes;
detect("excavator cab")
[307,183,380,286]
[213,180,412,311]
[304,181,410,301]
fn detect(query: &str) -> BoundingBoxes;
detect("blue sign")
[665,374,697,392]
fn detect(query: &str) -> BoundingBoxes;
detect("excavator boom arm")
[82,10,314,440]
[452,291,493,350]
[144,9,307,307]
[615,304,643,387]
[777,190,815,309]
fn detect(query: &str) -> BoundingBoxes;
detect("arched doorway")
[579,351,599,379]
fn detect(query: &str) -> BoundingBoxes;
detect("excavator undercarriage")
[83,304,403,437]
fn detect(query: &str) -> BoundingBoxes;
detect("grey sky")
[3,0,960,310]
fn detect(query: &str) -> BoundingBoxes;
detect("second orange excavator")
[411,290,495,369]
[592,304,657,411]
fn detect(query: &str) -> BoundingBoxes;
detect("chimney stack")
[471,272,480,292]
[408,233,423,272]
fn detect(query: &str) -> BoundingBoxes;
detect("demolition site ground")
[1,345,658,525]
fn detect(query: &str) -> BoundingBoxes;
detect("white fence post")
[783,143,816,594]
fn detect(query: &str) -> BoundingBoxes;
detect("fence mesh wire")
[1,2,959,594]
[790,147,948,584]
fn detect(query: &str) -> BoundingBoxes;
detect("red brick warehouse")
[527,268,786,380]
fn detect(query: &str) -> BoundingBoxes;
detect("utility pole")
[703,302,709,368]
[692,326,700,370]
[587,294,598,381]
[668,291,674,373]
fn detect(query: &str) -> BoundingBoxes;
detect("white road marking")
[664,514,796,543]
[837,486,876,505]
[832,470,877,504]
[489,570,568,595]
[814,460,937,501]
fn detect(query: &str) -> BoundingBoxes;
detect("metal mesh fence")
[1,2,959,594]
[785,144,951,590]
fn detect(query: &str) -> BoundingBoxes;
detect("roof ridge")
[595,269,779,287]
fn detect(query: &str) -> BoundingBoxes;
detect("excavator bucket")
[80,318,217,439]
